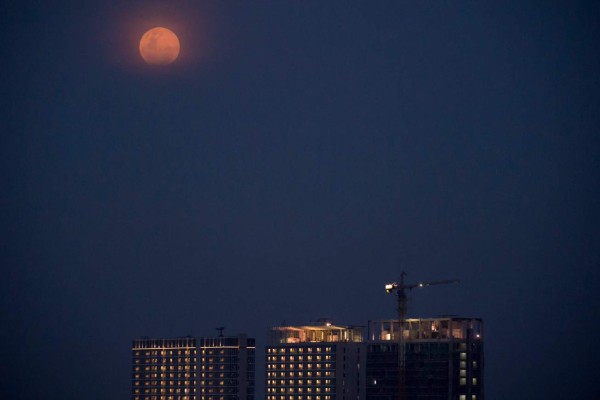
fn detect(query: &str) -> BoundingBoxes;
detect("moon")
[139,27,180,65]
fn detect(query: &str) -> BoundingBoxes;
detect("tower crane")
[385,272,459,400]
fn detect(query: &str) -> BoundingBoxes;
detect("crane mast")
[385,272,459,400]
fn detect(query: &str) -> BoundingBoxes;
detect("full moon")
[139,27,180,65]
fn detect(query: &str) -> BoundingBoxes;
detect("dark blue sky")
[1,1,599,399]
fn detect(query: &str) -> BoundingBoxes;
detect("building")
[366,317,483,400]
[132,337,198,400]
[266,320,367,400]
[132,334,255,400]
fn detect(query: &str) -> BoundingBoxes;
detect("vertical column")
[239,335,248,400]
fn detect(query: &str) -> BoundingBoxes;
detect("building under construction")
[366,317,484,400]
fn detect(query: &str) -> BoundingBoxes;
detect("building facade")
[132,337,198,400]
[366,317,484,400]
[266,321,367,400]
[132,334,255,400]
[199,336,255,400]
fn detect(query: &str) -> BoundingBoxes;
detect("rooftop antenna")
[216,327,225,337]
[385,271,459,400]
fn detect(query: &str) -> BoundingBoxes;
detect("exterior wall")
[132,335,255,400]
[365,342,399,400]
[266,344,338,400]
[199,335,256,400]
[266,323,366,400]
[335,343,367,400]
[365,318,483,400]
[132,337,198,400]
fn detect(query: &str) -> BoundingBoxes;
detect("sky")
[1,1,599,399]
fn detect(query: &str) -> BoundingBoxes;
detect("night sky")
[1,1,599,399]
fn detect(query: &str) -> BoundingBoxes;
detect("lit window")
[460,378,466,386]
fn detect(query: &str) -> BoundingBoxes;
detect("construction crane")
[385,272,459,400]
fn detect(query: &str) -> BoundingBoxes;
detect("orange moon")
[139,27,180,65]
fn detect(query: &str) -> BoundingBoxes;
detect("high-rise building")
[132,334,255,400]
[366,317,483,400]
[132,337,198,400]
[266,320,366,400]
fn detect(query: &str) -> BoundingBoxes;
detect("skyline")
[132,315,483,400]
[2,1,599,400]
